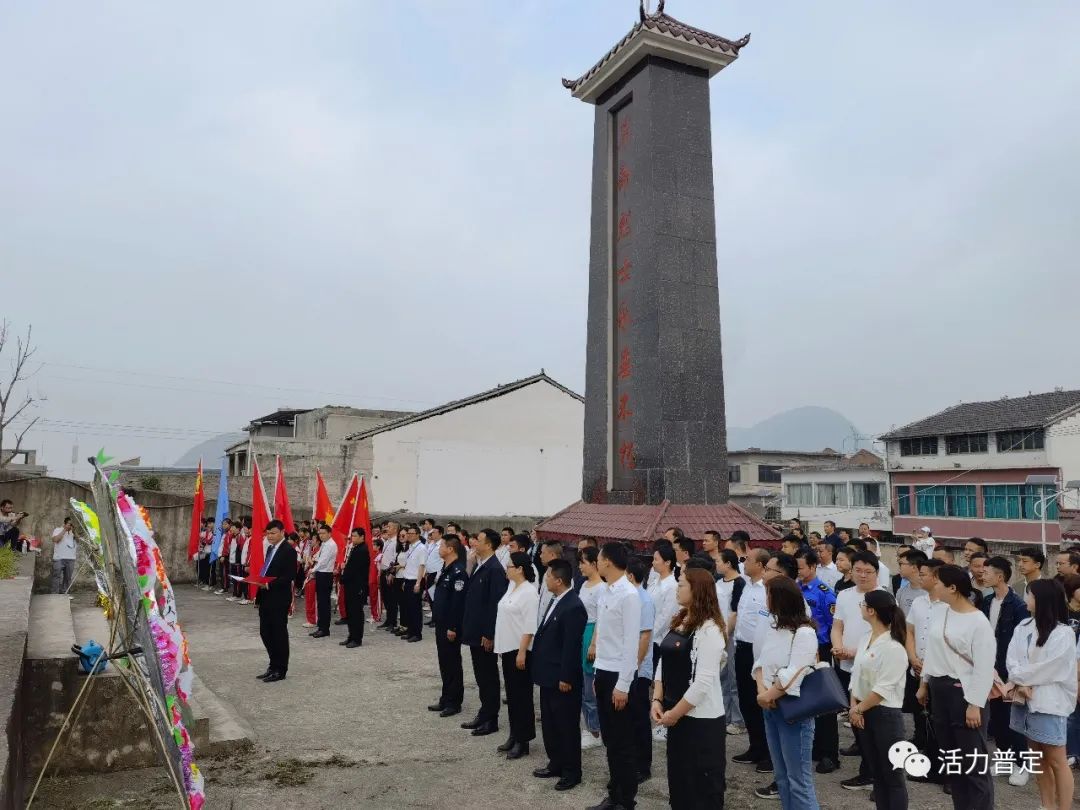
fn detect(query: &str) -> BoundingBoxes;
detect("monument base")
[535,500,781,548]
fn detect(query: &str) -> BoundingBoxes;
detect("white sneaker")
[302,622,316,629]
[581,732,602,750]
[225,596,235,602]
[238,598,251,605]
[214,589,225,595]
[1008,766,1030,787]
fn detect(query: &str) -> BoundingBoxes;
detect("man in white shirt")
[378,521,399,630]
[895,549,927,615]
[423,525,445,627]
[398,525,426,642]
[831,550,883,790]
[50,517,78,594]
[816,542,841,590]
[731,548,772,770]
[590,542,642,810]
[310,524,338,638]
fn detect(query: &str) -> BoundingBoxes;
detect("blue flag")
[209,458,229,563]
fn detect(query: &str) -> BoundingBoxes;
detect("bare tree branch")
[0,320,41,468]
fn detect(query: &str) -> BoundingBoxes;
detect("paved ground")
[34,589,1043,809]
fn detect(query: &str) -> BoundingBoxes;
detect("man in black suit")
[255,520,298,683]
[460,528,508,737]
[429,534,469,717]
[531,558,587,792]
[339,527,371,649]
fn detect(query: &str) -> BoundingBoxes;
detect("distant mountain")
[173,433,246,468]
[728,406,865,453]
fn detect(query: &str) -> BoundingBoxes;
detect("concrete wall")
[371,382,583,517]
[0,556,33,810]
[1048,411,1080,511]
[0,475,247,588]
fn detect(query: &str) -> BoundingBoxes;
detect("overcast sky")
[3,0,1079,478]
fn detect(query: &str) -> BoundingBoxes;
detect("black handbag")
[775,631,848,724]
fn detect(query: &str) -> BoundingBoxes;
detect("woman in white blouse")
[915,564,995,810]
[849,590,910,810]
[1003,578,1077,810]
[650,568,727,809]
[494,551,539,760]
[752,577,820,810]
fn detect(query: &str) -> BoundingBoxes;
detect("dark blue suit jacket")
[461,557,507,647]
[980,587,1029,680]
[531,590,587,690]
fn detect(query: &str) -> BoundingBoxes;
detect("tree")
[0,321,40,468]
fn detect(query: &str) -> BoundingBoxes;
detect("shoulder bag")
[776,628,848,724]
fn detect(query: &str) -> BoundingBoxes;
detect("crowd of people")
[193,514,1080,810]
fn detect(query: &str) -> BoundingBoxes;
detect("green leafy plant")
[0,546,16,579]
[139,476,162,491]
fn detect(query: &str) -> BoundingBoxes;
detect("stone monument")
[538,1,779,544]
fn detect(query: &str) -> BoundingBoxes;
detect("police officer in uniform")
[429,534,469,717]
[795,549,840,773]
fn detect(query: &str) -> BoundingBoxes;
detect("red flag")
[247,458,271,600]
[313,469,334,525]
[187,461,205,561]
[358,476,379,616]
[273,456,296,534]
[331,474,359,566]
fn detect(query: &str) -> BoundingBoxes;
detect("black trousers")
[315,571,333,632]
[667,715,726,810]
[0,524,19,549]
[595,668,638,809]
[258,603,289,675]
[232,562,245,597]
[929,676,993,810]
[436,624,464,708]
[396,578,409,627]
[836,667,871,778]
[540,685,582,781]
[853,706,909,810]
[344,587,366,642]
[629,676,653,777]
[500,651,536,743]
[197,557,209,585]
[402,579,422,638]
[469,645,501,725]
[735,641,769,762]
[381,574,397,625]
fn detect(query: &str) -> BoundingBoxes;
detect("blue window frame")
[983,484,1059,521]
[914,485,976,517]
[895,486,911,515]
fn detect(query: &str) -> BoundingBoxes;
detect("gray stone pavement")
[33,590,1044,809]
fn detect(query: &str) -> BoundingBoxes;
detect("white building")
[728,448,842,520]
[347,373,584,518]
[781,450,891,536]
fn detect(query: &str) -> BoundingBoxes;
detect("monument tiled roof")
[536,500,781,547]
[879,389,1080,441]
[562,12,750,94]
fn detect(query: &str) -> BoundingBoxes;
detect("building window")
[914,485,976,517]
[945,433,988,455]
[765,505,781,522]
[900,437,938,456]
[996,429,1046,452]
[852,483,884,508]
[758,465,783,484]
[983,484,1059,521]
[786,484,813,507]
[896,486,912,515]
[728,465,741,483]
[816,483,847,507]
